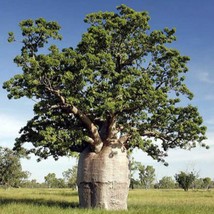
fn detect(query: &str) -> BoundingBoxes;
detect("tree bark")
[77,144,130,210]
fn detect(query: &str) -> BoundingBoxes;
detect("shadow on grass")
[0,197,79,209]
[36,191,78,197]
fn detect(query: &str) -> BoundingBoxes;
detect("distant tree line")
[0,147,77,189]
[129,158,214,191]
[0,147,213,191]
[0,147,29,188]
[19,165,78,189]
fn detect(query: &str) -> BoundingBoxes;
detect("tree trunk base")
[77,145,130,210]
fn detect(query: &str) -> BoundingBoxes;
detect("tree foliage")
[158,176,175,189]
[175,171,196,191]
[62,165,77,189]
[129,157,141,189]
[44,168,77,188]
[202,177,212,190]
[0,147,29,188]
[138,164,156,189]
[44,173,65,188]
[3,5,207,164]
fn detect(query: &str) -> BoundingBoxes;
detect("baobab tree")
[3,5,207,210]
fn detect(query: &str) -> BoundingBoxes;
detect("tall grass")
[0,188,213,214]
[128,189,214,214]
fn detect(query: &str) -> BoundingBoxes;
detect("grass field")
[0,188,213,214]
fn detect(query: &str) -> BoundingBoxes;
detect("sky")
[0,0,214,182]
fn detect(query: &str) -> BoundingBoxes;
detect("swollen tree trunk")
[77,144,130,210]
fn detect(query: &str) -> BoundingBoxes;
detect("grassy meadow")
[0,188,213,214]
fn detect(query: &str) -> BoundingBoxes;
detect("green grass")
[0,188,213,214]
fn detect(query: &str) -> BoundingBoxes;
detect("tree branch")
[119,134,131,145]
[70,105,103,152]
[107,115,118,140]
[44,85,103,153]
[142,130,171,142]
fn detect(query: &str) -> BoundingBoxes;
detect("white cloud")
[0,114,24,141]
[0,113,77,182]
[133,131,214,179]
[167,147,213,163]
[204,94,214,101]
[198,72,214,84]
[165,132,214,163]
[21,155,77,182]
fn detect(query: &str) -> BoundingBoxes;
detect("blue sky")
[0,0,214,182]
